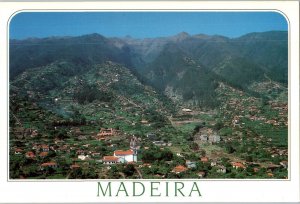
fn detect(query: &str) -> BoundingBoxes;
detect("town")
[9,79,288,179]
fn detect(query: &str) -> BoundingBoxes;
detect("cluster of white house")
[102,149,137,164]
[199,134,221,143]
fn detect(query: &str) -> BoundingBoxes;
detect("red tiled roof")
[173,165,188,173]
[103,156,119,162]
[70,164,80,169]
[39,152,48,157]
[114,149,134,156]
[41,144,49,149]
[26,151,35,158]
[232,162,246,169]
[201,157,209,162]
[41,162,57,167]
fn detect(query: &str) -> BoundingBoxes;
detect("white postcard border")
[0,1,299,203]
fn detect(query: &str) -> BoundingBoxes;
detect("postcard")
[0,1,299,203]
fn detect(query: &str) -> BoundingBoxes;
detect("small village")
[10,85,288,179]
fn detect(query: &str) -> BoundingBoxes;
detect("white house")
[114,149,137,163]
[78,155,90,161]
[182,108,192,112]
[209,135,221,143]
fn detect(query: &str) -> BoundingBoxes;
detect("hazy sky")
[10,12,288,39]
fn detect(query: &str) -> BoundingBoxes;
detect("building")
[172,165,188,174]
[232,116,240,127]
[146,133,157,141]
[14,148,23,155]
[39,152,48,158]
[210,161,217,167]
[25,151,35,159]
[209,135,221,143]
[130,136,139,150]
[186,161,197,169]
[40,162,57,170]
[114,149,137,163]
[153,141,167,146]
[197,171,206,178]
[216,165,226,173]
[199,135,208,142]
[201,157,209,163]
[102,156,120,165]
[231,162,246,169]
[141,119,149,124]
[41,144,49,152]
[182,108,192,112]
[280,161,288,169]
[70,164,80,169]
[78,155,90,161]
[97,128,115,137]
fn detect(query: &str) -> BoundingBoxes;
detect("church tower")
[130,136,138,162]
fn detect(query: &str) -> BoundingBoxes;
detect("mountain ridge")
[10,30,288,109]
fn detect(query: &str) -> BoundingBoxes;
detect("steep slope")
[10,31,288,109]
[10,61,175,120]
[139,31,287,107]
[212,57,266,90]
[142,43,220,108]
[9,33,133,79]
[233,31,288,84]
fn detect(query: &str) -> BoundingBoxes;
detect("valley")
[9,31,288,179]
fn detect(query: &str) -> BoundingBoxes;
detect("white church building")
[113,149,137,163]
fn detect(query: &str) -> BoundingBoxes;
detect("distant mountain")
[9,33,133,79]
[136,31,287,106]
[10,31,288,109]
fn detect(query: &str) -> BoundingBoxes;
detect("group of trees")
[75,84,113,104]
[141,148,174,163]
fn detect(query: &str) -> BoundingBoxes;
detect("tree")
[190,143,199,151]
[200,150,206,157]
[123,164,135,177]
[225,144,235,154]
[245,155,253,162]
[214,121,224,130]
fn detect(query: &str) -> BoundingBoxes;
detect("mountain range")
[9,31,288,109]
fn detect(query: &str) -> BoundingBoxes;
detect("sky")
[9,12,288,40]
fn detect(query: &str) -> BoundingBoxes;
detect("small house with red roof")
[39,152,48,158]
[41,144,49,152]
[200,157,209,163]
[231,162,246,169]
[14,148,23,155]
[70,164,80,169]
[172,165,188,174]
[102,156,120,165]
[25,151,35,159]
[40,162,57,170]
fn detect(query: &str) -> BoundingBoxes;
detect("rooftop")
[103,156,119,162]
[114,149,134,156]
